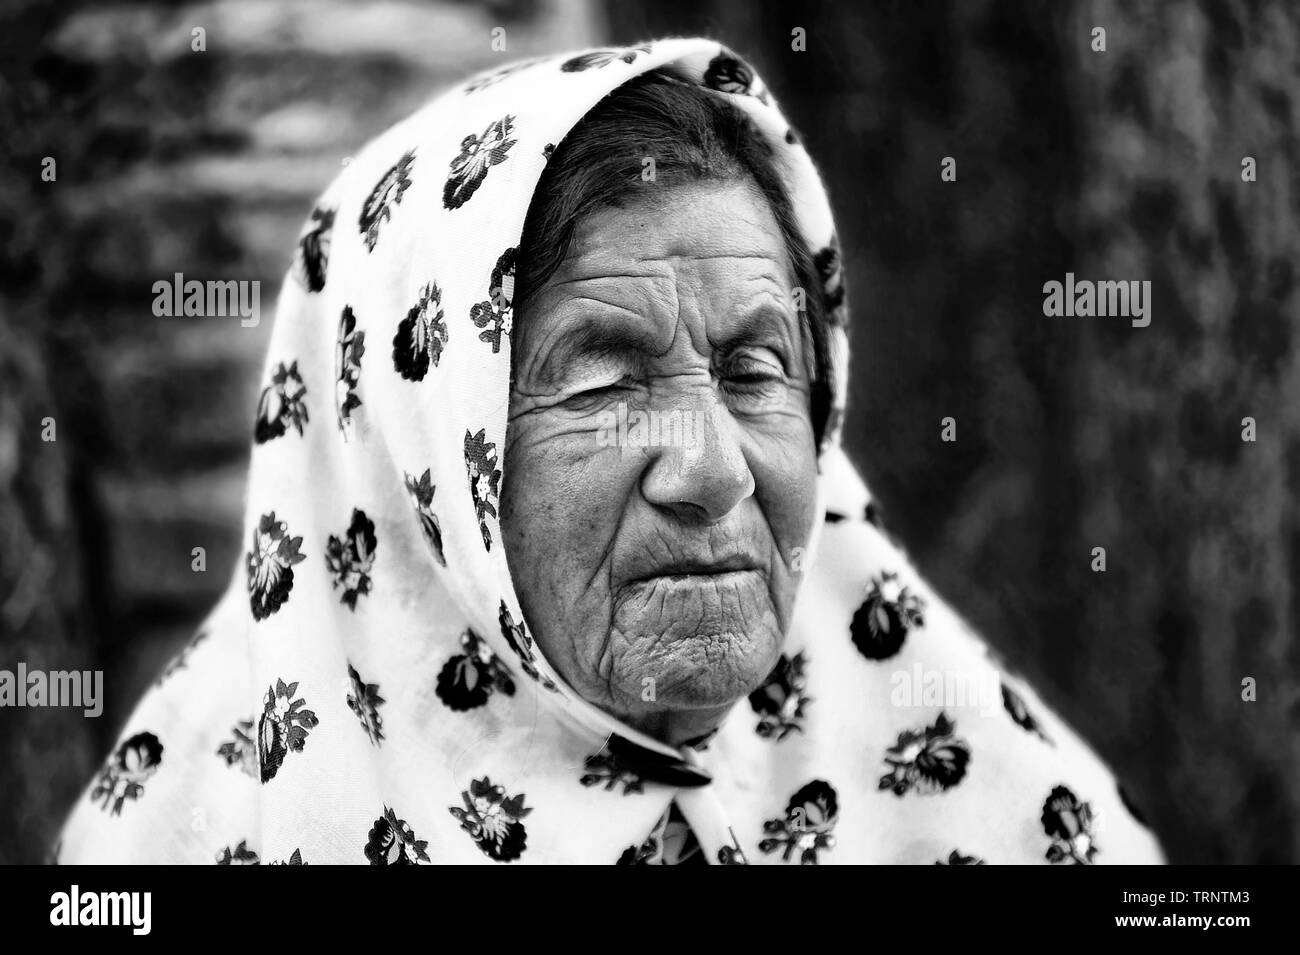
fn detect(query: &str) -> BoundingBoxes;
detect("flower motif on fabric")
[156,629,208,685]
[292,205,334,292]
[216,719,258,778]
[246,512,306,621]
[814,235,847,325]
[365,806,430,865]
[464,429,501,551]
[443,116,516,210]
[1001,680,1054,745]
[1042,784,1100,865]
[253,360,308,444]
[559,45,652,72]
[359,149,415,252]
[324,508,377,610]
[463,56,546,92]
[403,468,446,567]
[334,306,365,437]
[580,745,645,795]
[436,629,516,711]
[748,650,811,740]
[617,833,661,865]
[759,779,838,865]
[449,776,533,862]
[469,247,516,353]
[392,282,448,381]
[850,570,926,661]
[346,663,385,745]
[215,840,259,865]
[702,49,772,104]
[718,828,749,865]
[936,850,986,865]
[90,731,163,816]
[498,600,558,692]
[879,711,971,796]
[270,849,307,865]
[257,679,319,783]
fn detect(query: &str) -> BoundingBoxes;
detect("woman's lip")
[631,568,761,585]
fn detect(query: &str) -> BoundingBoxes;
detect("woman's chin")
[610,629,781,715]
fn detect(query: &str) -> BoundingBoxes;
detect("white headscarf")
[57,37,1163,865]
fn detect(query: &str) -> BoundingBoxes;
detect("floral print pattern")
[215,840,259,865]
[759,779,838,865]
[293,205,334,292]
[443,116,516,210]
[258,679,319,783]
[560,45,651,72]
[324,508,377,610]
[463,57,545,93]
[879,712,971,796]
[580,746,645,795]
[1001,681,1053,744]
[346,663,385,745]
[359,150,415,252]
[814,235,847,323]
[718,828,749,865]
[216,719,258,778]
[1042,785,1100,864]
[936,849,986,865]
[392,282,448,381]
[498,600,557,691]
[449,776,532,862]
[436,629,516,711]
[90,731,163,816]
[335,306,365,437]
[246,512,306,621]
[253,361,308,444]
[469,247,516,353]
[365,806,430,865]
[850,570,926,660]
[464,429,501,551]
[270,849,307,865]
[703,50,770,104]
[748,650,811,740]
[404,468,446,566]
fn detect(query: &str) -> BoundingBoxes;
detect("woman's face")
[501,179,819,744]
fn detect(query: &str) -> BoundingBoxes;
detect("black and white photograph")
[0,0,1295,916]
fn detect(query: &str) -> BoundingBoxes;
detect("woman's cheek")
[751,420,819,554]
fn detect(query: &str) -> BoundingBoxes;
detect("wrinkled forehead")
[546,180,796,294]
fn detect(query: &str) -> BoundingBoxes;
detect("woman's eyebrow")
[713,302,803,357]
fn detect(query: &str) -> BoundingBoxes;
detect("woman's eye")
[721,355,786,387]
[565,378,634,408]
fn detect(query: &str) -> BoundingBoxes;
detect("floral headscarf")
[57,38,1163,865]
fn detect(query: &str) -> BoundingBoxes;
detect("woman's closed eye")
[719,350,790,397]
[563,375,641,409]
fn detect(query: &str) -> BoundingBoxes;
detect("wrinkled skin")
[501,180,819,746]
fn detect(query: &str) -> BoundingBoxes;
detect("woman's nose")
[639,390,755,523]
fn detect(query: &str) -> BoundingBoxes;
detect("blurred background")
[1,0,1296,864]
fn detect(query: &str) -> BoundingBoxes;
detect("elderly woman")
[58,38,1162,865]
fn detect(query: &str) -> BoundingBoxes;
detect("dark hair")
[515,66,833,447]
